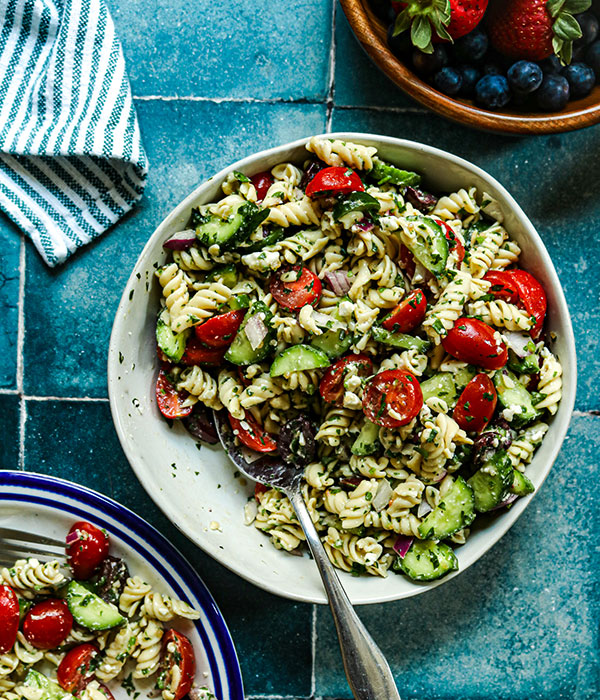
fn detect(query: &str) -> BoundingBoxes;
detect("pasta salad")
[153,136,563,583]
[0,521,216,700]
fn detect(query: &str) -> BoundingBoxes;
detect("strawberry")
[391,0,488,54]
[487,0,592,64]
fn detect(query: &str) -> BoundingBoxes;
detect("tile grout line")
[325,0,337,133]
[131,94,429,116]
[16,237,26,470]
[23,395,109,403]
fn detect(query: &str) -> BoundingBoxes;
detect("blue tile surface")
[0,1,598,698]
[0,394,19,469]
[111,0,333,101]
[0,217,21,390]
[23,101,326,398]
[314,414,600,700]
[334,9,418,110]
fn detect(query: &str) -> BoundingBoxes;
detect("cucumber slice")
[417,476,475,539]
[351,420,381,456]
[206,264,239,287]
[467,450,513,513]
[228,294,251,311]
[507,351,540,375]
[156,309,189,363]
[372,326,431,352]
[493,370,539,428]
[396,540,458,581]
[368,159,421,187]
[420,373,457,407]
[403,216,449,277]
[453,365,477,390]
[270,344,330,378]
[242,226,285,253]
[22,670,75,700]
[225,301,275,365]
[194,202,269,250]
[310,328,354,359]
[67,581,125,631]
[510,469,535,497]
[333,192,380,221]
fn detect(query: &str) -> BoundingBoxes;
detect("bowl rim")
[339,0,600,135]
[108,132,577,604]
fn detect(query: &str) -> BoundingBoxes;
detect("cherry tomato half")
[0,585,19,653]
[305,166,364,198]
[453,374,497,433]
[435,219,465,265]
[158,630,196,700]
[194,309,246,348]
[228,413,277,453]
[269,265,322,310]
[382,290,427,333]
[250,171,274,202]
[66,521,110,580]
[363,369,423,428]
[442,318,508,370]
[254,482,269,501]
[483,270,519,303]
[509,270,547,339]
[23,599,73,650]
[57,644,99,693]
[156,369,193,420]
[180,338,226,366]
[319,354,373,405]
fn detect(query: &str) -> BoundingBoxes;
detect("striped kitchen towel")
[0,0,148,266]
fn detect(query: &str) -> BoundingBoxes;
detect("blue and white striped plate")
[0,470,244,700]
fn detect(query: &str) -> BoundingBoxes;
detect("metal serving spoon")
[213,411,401,700]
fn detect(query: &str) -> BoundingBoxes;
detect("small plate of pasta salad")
[108,133,576,604]
[0,471,244,700]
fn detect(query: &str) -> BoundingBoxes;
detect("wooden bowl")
[340,0,600,135]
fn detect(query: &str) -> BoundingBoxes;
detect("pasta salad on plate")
[152,136,563,583]
[0,521,215,700]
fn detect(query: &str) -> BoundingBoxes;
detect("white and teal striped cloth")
[0,0,148,266]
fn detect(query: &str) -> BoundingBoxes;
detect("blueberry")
[561,62,596,98]
[482,62,503,76]
[539,55,563,74]
[457,65,481,95]
[574,12,599,48]
[585,41,600,79]
[433,66,463,95]
[475,75,511,109]
[387,22,412,58]
[507,61,543,94]
[452,29,489,63]
[536,74,570,111]
[412,46,448,75]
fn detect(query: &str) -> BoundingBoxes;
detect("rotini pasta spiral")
[306,136,377,170]
[535,351,563,415]
[1,559,65,598]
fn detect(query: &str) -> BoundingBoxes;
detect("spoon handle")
[287,488,401,700]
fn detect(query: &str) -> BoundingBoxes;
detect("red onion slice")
[323,270,351,296]
[372,479,393,512]
[245,313,268,351]
[490,493,519,511]
[393,535,413,559]
[163,229,197,250]
[430,470,447,484]
[65,530,80,546]
[503,332,532,358]
[355,219,374,231]
[417,500,432,518]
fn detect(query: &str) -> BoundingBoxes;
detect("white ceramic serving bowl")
[108,133,576,605]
